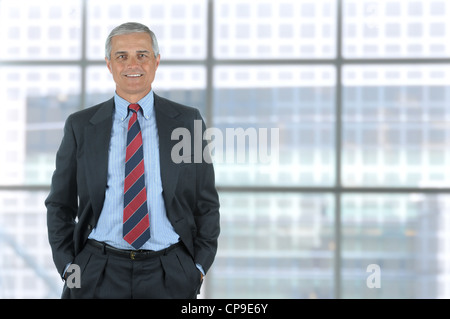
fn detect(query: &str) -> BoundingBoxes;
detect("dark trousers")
[62,240,202,299]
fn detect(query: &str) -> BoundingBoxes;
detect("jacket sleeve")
[192,110,220,274]
[45,115,78,277]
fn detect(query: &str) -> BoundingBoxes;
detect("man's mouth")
[125,74,143,78]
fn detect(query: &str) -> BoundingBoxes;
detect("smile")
[125,74,143,78]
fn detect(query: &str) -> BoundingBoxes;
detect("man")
[46,22,220,299]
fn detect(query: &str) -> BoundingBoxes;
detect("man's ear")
[105,57,112,74]
[155,54,161,70]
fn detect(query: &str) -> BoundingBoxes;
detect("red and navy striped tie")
[123,103,150,249]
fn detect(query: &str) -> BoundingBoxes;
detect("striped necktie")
[123,103,150,249]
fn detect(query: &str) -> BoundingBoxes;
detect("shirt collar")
[114,90,154,122]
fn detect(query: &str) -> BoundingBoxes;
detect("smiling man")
[46,22,220,299]
[105,29,160,103]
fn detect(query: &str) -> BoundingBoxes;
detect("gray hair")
[105,22,159,60]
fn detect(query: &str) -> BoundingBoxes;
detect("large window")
[1,0,450,299]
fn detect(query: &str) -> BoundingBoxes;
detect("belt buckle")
[130,251,136,260]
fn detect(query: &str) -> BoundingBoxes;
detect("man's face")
[105,32,160,103]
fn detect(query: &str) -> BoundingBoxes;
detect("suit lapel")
[154,94,184,208]
[84,98,114,221]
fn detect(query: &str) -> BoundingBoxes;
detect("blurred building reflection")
[1,0,450,299]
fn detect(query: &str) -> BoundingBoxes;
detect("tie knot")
[128,103,141,114]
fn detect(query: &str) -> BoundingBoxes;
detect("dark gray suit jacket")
[46,93,220,277]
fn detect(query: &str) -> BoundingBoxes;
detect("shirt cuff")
[62,262,72,281]
[195,263,205,276]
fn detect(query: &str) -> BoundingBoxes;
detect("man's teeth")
[126,74,142,77]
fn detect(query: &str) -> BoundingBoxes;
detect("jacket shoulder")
[65,97,114,126]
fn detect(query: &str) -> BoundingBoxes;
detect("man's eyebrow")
[136,50,151,54]
[114,50,151,56]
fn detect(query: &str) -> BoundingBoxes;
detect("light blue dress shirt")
[88,90,180,250]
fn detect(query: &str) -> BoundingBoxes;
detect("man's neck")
[115,88,152,104]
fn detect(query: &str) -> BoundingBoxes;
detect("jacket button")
[87,224,93,230]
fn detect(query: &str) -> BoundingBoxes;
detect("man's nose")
[126,56,139,68]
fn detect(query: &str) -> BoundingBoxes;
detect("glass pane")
[342,193,450,298]
[208,192,334,298]
[214,0,337,59]
[85,66,117,106]
[342,65,450,187]
[343,0,450,58]
[0,0,82,60]
[86,65,207,118]
[0,66,81,185]
[86,0,207,60]
[213,65,335,186]
[0,191,61,298]
[153,66,207,119]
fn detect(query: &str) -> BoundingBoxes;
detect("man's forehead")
[111,33,152,45]
[111,33,153,53]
